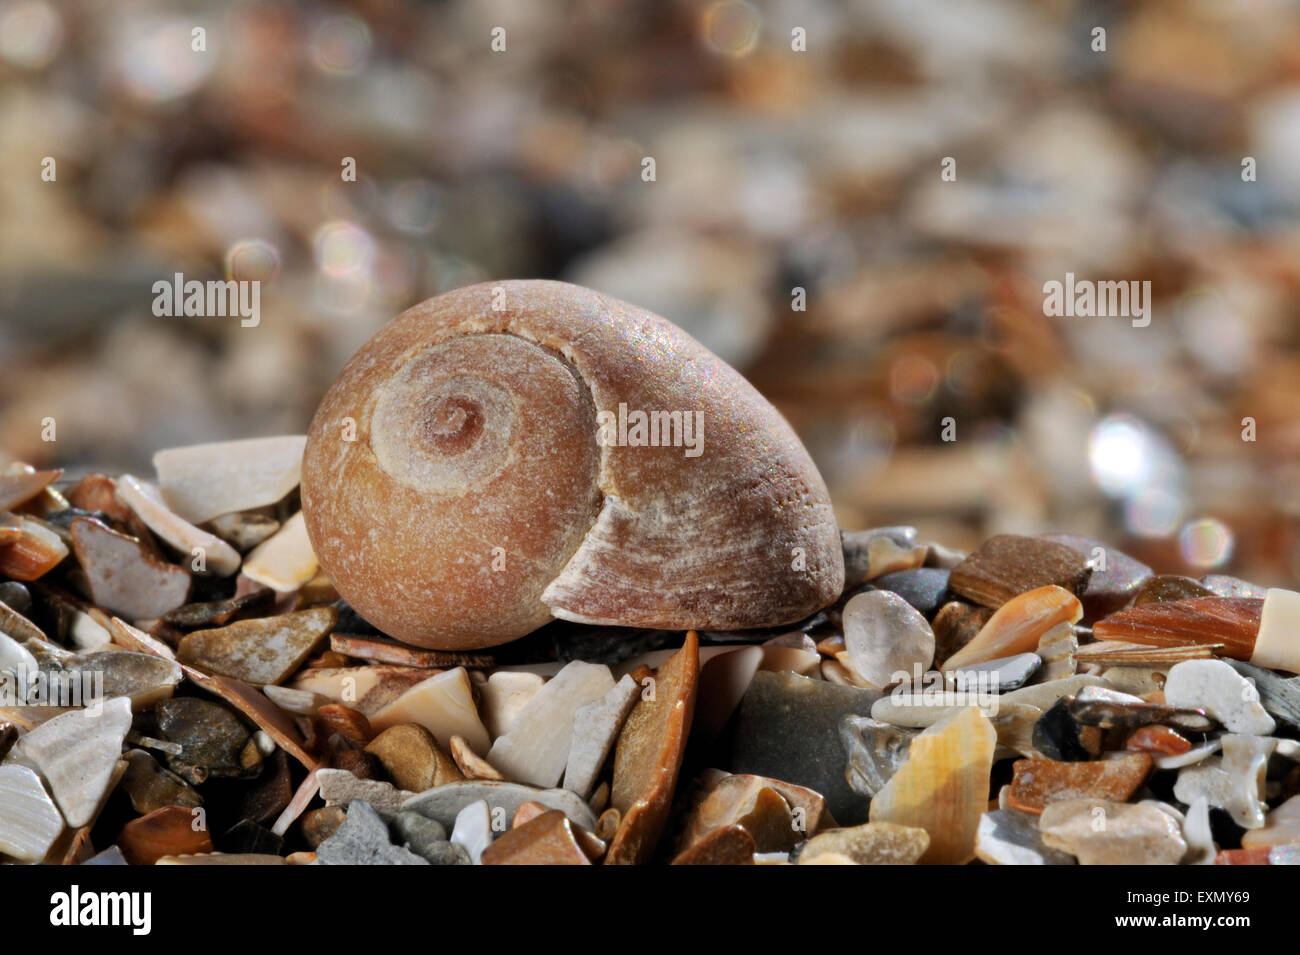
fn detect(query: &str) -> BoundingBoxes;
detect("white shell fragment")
[240,512,318,593]
[563,673,641,797]
[1172,735,1275,829]
[9,696,132,827]
[474,670,545,739]
[487,660,615,788]
[154,435,308,525]
[450,799,493,864]
[1252,588,1300,674]
[369,667,490,755]
[1165,659,1275,735]
[843,590,935,688]
[114,475,241,576]
[0,764,64,862]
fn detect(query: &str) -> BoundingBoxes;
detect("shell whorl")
[302,279,844,649]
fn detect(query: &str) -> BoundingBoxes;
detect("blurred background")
[3,0,1300,584]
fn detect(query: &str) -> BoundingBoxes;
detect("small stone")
[1031,698,1100,762]
[1223,660,1300,730]
[401,779,598,831]
[949,535,1092,609]
[1201,575,1268,599]
[1039,799,1187,865]
[302,806,347,848]
[1044,535,1153,621]
[796,822,930,865]
[154,697,261,784]
[180,667,315,771]
[670,825,755,865]
[1007,754,1152,814]
[931,601,993,669]
[163,590,276,630]
[0,764,64,862]
[240,512,318,593]
[476,670,545,738]
[488,660,615,788]
[10,696,132,827]
[868,706,997,865]
[153,435,308,525]
[481,809,592,865]
[678,775,803,853]
[1164,659,1275,735]
[840,716,918,797]
[317,767,416,818]
[866,567,952,618]
[114,475,241,577]
[450,799,493,864]
[841,527,926,585]
[732,670,881,824]
[71,517,191,618]
[1133,575,1214,605]
[120,749,203,815]
[562,673,640,797]
[117,805,214,865]
[1241,795,1300,849]
[948,653,1041,694]
[1067,696,1214,734]
[1033,622,1076,683]
[450,734,504,780]
[842,590,935,688]
[975,809,1076,865]
[368,667,490,755]
[82,650,184,710]
[1181,796,1216,865]
[391,809,453,859]
[942,586,1083,672]
[315,800,428,865]
[208,510,281,552]
[1125,725,1193,757]
[1173,735,1274,829]
[178,606,335,686]
[314,703,372,746]
[1094,597,1262,660]
[607,633,699,865]
[363,723,462,792]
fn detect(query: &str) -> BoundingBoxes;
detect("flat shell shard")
[10,696,133,828]
[0,466,61,512]
[241,512,319,593]
[867,706,997,865]
[606,632,698,864]
[1252,588,1300,674]
[70,517,191,619]
[941,586,1082,672]
[842,589,935,688]
[368,667,490,755]
[0,514,69,580]
[1074,641,1220,665]
[948,534,1092,609]
[154,435,308,526]
[177,606,337,686]
[114,475,241,577]
[0,764,64,862]
[487,660,615,788]
[400,780,598,832]
[1093,597,1262,660]
[563,673,640,797]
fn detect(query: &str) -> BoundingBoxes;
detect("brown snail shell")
[301,280,843,649]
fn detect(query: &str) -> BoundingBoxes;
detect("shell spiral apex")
[300,279,844,649]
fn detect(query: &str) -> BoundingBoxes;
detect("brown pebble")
[596,807,621,842]
[512,801,549,828]
[671,825,756,865]
[1133,575,1214,606]
[1008,753,1152,814]
[178,606,337,686]
[117,805,214,865]
[481,810,591,865]
[948,534,1091,609]
[1125,725,1192,757]
[363,723,462,792]
[301,805,348,848]
[932,601,993,668]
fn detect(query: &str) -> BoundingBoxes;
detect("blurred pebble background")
[3,0,1300,584]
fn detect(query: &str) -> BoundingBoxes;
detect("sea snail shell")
[301,279,844,649]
